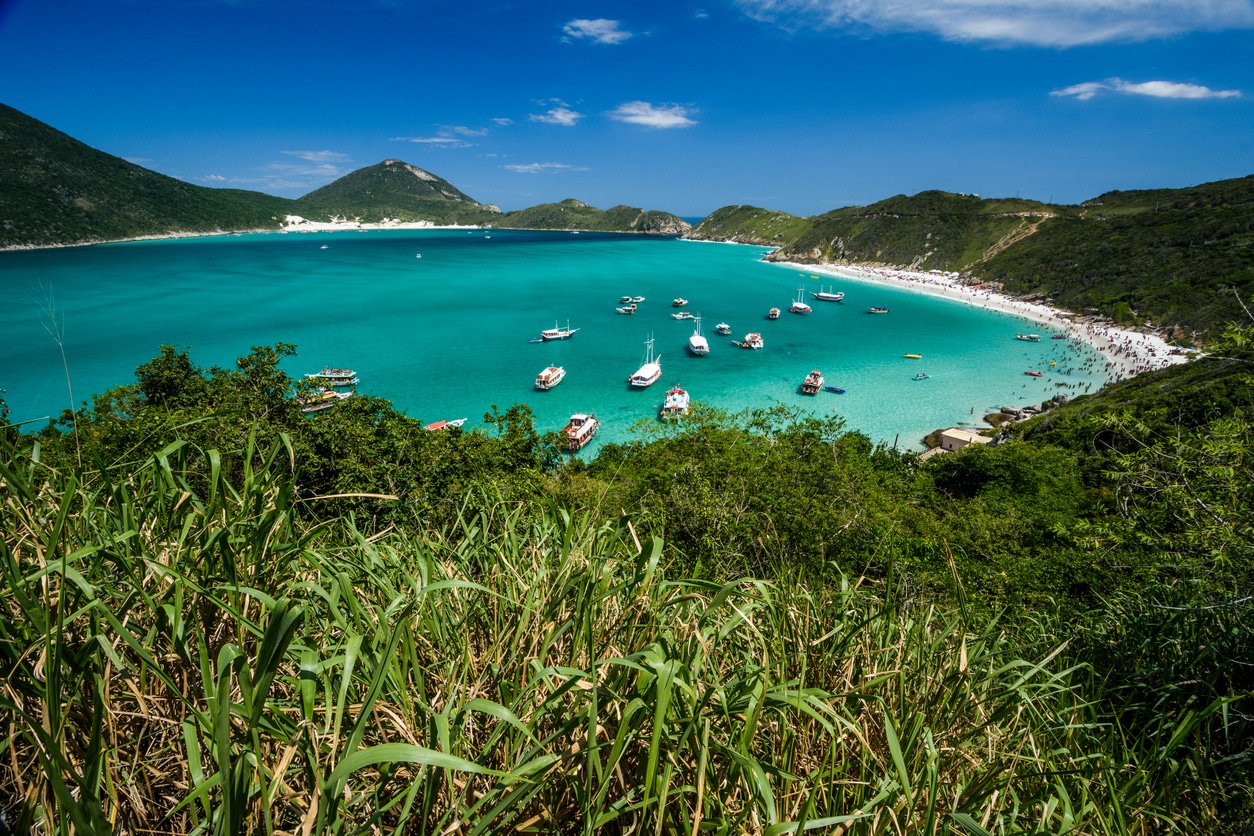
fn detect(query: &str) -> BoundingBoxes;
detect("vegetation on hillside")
[686,205,812,245]
[0,104,293,248]
[493,199,691,234]
[764,191,1061,270]
[695,178,1253,334]
[980,177,1254,333]
[294,159,498,225]
[2,327,1251,832]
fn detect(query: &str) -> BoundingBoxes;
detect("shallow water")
[0,229,1107,451]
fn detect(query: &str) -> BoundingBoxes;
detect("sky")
[1,0,1251,217]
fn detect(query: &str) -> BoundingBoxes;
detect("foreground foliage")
[2,431,1248,834]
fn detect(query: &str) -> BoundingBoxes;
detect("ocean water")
[0,229,1108,451]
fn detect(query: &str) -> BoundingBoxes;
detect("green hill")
[0,103,294,248]
[687,205,811,245]
[493,198,691,234]
[764,190,1064,269]
[979,177,1254,334]
[293,158,498,225]
[699,180,1253,334]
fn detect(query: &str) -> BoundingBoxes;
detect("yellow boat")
[903,353,922,359]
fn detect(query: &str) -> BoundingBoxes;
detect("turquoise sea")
[0,229,1108,451]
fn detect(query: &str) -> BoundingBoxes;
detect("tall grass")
[0,432,1236,833]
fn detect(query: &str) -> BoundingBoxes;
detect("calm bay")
[0,229,1107,450]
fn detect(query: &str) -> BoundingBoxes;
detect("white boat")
[810,286,844,302]
[620,295,634,304]
[735,332,764,350]
[629,335,663,388]
[541,320,579,341]
[304,367,359,386]
[564,413,599,451]
[767,308,781,320]
[671,311,694,320]
[687,315,709,356]
[423,418,468,431]
[535,365,566,390]
[790,288,813,314]
[615,304,637,315]
[867,306,890,314]
[659,385,690,419]
[1015,333,1042,342]
[800,369,824,395]
[672,298,688,307]
[631,295,646,303]
[714,322,732,335]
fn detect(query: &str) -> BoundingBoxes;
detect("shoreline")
[774,260,1194,384]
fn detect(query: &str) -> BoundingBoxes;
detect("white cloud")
[1052,77,1242,100]
[203,174,227,181]
[607,101,697,128]
[563,18,633,44]
[504,162,587,174]
[491,117,514,126]
[281,150,350,164]
[529,107,583,126]
[390,125,488,148]
[392,136,470,145]
[734,0,1254,47]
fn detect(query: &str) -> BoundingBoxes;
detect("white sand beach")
[776,260,1194,383]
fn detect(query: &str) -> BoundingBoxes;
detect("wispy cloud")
[491,117,514,126]
[734,0,1254,47]
[504,162,588,174]
[203,174,227,182]
[529,107,583,126]
[281,150,350,164]
[562,18,633,44]
[607,101,697,128]
[1052,78,1242,100]
[390,125,487,148]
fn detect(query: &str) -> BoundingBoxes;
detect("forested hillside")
[697,178,1254,334]
[980,176,1254,333]
[294,158,498,225]
[493,198,691,234]
[0,104,293,247]
[2,328,1250,832]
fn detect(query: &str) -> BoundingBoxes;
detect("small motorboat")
[1052,334,1067,340]
[631,295,646,303]
[672,298,688,307]
[824,385,845,394]
[913,372,929,380]
[1016,333,1042,342]
[1024,370,1043,377]
[767,308,781,320]
[867,306,890,314]
[903,353,922,359]
[714,322,732,335]
[616,303,637,315]
[671,311,694,320]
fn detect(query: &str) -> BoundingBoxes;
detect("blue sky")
[1,0,1251,217]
